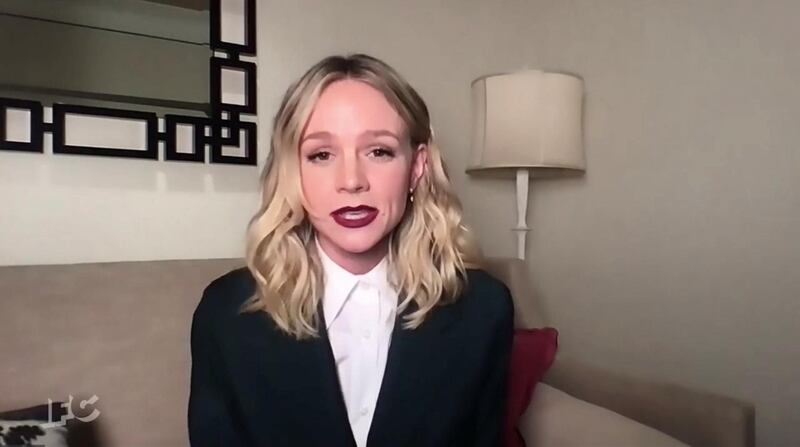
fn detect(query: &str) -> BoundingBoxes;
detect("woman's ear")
[410,143,428,190]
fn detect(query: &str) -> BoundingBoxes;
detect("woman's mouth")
[331,205,378,228]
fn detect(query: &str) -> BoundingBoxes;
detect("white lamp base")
[513,168,531,260]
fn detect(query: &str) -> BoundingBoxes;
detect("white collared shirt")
[316,238,398,447]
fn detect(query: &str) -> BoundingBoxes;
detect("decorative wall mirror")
[0,0,257,165]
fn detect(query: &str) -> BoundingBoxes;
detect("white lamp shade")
[468,70,585,176]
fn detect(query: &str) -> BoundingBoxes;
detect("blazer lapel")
[231,307,355,447]
[366,300,464,447]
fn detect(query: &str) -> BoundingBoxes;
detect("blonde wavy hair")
[243,54,483,339]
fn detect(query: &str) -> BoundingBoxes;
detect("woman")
[188,54,514,447]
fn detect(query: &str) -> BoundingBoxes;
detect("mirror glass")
[0,0,210,116]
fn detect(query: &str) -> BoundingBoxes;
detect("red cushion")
[504,327,559,447]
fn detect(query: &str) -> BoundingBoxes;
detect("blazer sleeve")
[187,289,248,447]
[471,284,515,447]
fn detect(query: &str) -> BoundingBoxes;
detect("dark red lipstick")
[331,205,378,228]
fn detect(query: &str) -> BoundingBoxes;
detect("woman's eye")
[370,147,395,158]
[307,151,332,162]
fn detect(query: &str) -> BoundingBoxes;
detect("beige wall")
[515,1,798,446]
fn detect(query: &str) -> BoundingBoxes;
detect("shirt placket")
[357,282,379,428]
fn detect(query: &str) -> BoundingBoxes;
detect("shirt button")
[362,329,371,339]
[360,406,369,416]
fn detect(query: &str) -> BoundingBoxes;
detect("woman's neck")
[316,235,388,275]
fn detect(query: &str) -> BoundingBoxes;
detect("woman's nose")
[336,152,368,193]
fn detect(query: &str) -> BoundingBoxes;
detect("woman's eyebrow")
[300,131,333,143]
[360,130,400,140]
[301,129,401,144]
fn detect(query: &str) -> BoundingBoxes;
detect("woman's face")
[299,79,426,266]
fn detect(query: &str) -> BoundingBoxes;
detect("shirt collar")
[315,236,392,329]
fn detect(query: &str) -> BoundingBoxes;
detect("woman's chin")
[326,233,386,255]
[336,241,381,255]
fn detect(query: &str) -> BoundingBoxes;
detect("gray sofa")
[0,258,755,446]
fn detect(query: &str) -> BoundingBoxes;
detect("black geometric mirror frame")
[0,0,257,166]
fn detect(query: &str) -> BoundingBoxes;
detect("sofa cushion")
[0,259,243,447]
[505,328,559,447]
[520,382,689,447]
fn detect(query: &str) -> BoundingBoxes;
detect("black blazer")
[188,267,514,447]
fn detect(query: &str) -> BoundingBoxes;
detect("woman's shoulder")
[461,267,515,323]
[464,267,511,296]
[194,266,256,321]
